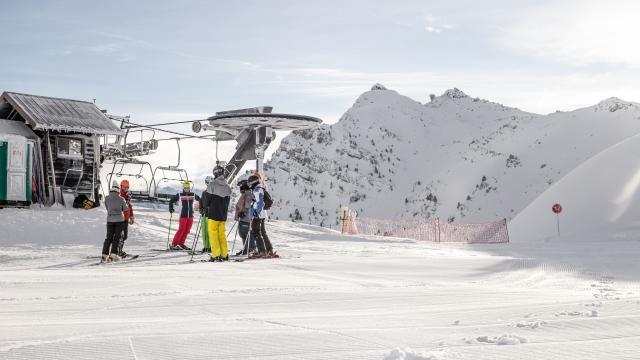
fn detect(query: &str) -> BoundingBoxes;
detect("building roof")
[0,92,123,136]
[0,119,38,140]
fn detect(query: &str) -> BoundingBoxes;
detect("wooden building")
[0,92,123,207]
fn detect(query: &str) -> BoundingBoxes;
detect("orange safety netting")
[354,217,509,244]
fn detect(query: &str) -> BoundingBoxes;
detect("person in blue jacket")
[247,175,277,258]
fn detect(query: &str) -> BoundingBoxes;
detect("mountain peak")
[443,88,469,99]
[595,97,635,112]
[371,83,388,91]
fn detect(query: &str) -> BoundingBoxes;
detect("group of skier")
[101,166,275,263]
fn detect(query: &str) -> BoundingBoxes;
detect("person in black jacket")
[169,181,200,250]
[202,166,231,261]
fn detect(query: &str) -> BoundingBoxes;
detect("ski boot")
[221,255,229,262]
[101,254,109,263]
[109,253,121,262]
[208,256,221,262]
[267,251,279,258]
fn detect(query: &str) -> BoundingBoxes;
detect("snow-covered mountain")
[264,84,640,227]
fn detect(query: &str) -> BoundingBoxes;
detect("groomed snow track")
[1,207,639,359]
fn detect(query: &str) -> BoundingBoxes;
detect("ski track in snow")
[1,207,640,359]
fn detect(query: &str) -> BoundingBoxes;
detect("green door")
[0,142,6,201]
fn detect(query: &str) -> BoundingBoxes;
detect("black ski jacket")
[169,191,200,218]
[201,191,230,222]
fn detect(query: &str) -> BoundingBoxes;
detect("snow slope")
[510,131,640,242]
[265,85,640,228]
[1,206,640,359]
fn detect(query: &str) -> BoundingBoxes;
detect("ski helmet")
[204,175,214,185]
[111,180,120,191]
[237,179,249,191]
[182,181,191,191]
[120,179,129,189]
[213,165,225,178]
[247,175,260,188]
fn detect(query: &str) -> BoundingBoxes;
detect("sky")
[3,0,640,186]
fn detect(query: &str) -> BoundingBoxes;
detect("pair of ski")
[248,252,280,260]
[199,256,246,263]
[92,254,141,266]
[197,253,280,263]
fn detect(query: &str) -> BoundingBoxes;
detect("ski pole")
[190,215,202,253]
[241,223,253,255]
[231,222,239,254]
[246,218,253,259]
[166,212,174,250]
[226,220,237,238]
[190,216,202,262]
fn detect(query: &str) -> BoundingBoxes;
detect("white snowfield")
[511,131,640,242]
[1,206,639,359]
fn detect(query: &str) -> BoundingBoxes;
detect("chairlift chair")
[150,138,190,202]
[106,158,155,201]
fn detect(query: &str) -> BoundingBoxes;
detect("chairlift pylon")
[194,110,322,184]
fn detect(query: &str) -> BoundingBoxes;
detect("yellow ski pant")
[207,219,228,257]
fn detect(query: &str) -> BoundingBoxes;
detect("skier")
[202,166,231,261]
[102,182,127,263]
[198,176,214,253]
[118,179,134,257]
[169,181,200,250]
[234,179,255,255]
[247,174,277,258]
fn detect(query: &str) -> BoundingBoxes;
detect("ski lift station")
[0,91,322,208]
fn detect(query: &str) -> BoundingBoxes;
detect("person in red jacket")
[118,179,135,257]
[169,181,200,250]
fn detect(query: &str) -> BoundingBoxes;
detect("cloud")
[249,64,640,115]
[423,13,455,34]
[93,30,258,69]
[497,0,640,67]
[88,43,121,53]
[116,54,137,63]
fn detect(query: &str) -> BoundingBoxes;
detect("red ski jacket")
[119,190,134,220]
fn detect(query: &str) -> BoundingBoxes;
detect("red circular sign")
[552,204,562,214]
